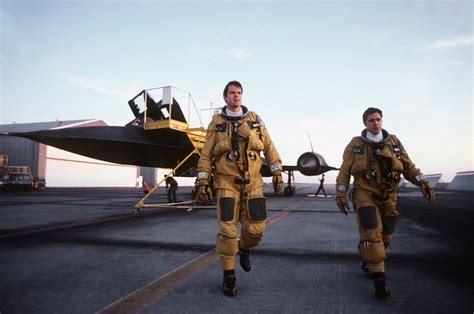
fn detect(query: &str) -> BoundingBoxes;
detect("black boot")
[370,272,390,298]
[222,270,237,297]
[239,245,251,272]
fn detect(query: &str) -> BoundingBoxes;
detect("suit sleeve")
[261,123,282,175]
[197,117,218,175]
[335,138,356,187]
[394,136,423,186]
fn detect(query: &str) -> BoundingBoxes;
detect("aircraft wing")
[260,152,339,177]
[7,126,338,177]
[282,164,338,173]
[6,126,198,171]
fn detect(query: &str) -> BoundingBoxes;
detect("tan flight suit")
[198,107,281,270]
[336,130,424,274]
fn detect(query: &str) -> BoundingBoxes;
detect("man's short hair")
[223,80,243,97]
[363,107,383,123]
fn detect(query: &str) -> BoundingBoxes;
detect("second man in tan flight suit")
[336,107,435,298]
[197,80,283,296]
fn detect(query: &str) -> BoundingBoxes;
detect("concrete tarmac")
[0,184,473,313]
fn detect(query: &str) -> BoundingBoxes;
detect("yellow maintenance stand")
[132,86,209,214]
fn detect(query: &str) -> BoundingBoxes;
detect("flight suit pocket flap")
[247,197,267,222]
[219,197,235,222]
[357,206,378,229]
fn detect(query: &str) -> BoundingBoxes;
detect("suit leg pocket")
[247,197,267,222]
[357,206,378,230]
[219,197,235,222]
[382,213,398,235]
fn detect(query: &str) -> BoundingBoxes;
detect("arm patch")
[353,145,366,154]
[215,123,227,132]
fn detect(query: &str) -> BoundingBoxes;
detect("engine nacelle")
[297,152,326,176]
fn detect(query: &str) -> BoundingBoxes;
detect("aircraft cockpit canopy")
[128,90,184,123]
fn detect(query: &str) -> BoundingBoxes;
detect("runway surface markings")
[96,198,308,314]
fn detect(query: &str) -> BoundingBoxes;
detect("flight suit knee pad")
[359,240,386,263]
[216,233,238,257]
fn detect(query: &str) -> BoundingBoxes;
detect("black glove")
[420,181,435,204]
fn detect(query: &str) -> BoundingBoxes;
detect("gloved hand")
[196,184,213,204]
[272,174,283,193]
[420,181,435,204]
[336,192,351,215]
[336,184,351,215]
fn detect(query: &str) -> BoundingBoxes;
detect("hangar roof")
[0,119,106,132]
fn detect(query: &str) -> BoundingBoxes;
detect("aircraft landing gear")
[284,186,295,196]
[284,170,296,196]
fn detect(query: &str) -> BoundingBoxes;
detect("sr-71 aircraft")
[6,86,337,197]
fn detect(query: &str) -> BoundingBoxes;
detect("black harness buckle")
[234,178,250,185]
[371,193,389,202]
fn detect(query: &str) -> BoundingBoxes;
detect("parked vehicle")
[0,155,45,191]
[1,173,30,191]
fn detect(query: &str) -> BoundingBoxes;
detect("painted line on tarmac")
[266,199,307,226]
[96,198,307,314]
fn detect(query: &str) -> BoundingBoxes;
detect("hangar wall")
[0,136,40,178]
[46,147,138,187]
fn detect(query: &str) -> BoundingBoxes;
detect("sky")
[1,0,472,184]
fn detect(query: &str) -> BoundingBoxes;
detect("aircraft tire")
[284,186,295,197]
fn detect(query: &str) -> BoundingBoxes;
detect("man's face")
[224,85,242,111]
[364,112,382,134]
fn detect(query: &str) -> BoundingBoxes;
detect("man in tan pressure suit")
[336,107,435,298]
[197,81,283,296]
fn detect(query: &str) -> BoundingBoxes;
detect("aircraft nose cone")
[297,152,321,176]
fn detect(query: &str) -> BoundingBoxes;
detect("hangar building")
[0,120,157,187]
